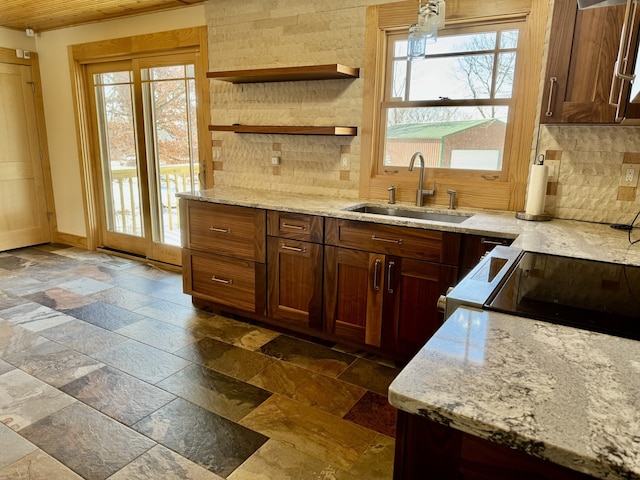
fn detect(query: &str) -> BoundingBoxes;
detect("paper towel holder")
[516,153,552,221]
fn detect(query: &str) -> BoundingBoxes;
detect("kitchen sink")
[344,205,472,223]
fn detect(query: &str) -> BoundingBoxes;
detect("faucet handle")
[387,185,396,204]
[423,181,436,196]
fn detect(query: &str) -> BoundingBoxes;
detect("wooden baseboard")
[53,232,87,249]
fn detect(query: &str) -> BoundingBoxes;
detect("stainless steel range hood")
[578,0,636,8]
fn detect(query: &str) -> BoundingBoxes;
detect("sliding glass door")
[88,53,201,265]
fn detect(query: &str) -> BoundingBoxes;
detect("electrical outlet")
[545,160,560,182]
[341,155,350,171]
[620,163,639,187]
[271,156,281,166]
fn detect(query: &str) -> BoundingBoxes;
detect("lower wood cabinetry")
[324,218,460,359]
[181,200,474,359]
[394,411,596,480]
[181,200,267,315]
[266,211,324,329]
[323,246,385,347]
[186,251,266,313]
[385,257,458,357]
[324,247,457,357]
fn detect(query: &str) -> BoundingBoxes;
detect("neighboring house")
[385,119,506,170]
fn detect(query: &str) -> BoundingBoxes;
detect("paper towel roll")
[525,164,548,216]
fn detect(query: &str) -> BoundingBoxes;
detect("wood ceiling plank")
[0,0,204,31]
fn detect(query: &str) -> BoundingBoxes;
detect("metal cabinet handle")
[371,235,403,245]
[609,61,624,108]
[615,0,636,82]
[545,76,557,117]
[480,238,505,246]
[210,226,231,233]
[387,261,395,294]
[281,222,307,231]
[211,275,233,285]
[373,259,382,291]
[609,0,636,112]
[280,243,306,253]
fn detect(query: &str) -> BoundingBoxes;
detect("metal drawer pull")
[481,238,505,246]
[373,259,382,291]
[209,226,231,234]
[372,235,403,245]
[211,275,233,285]
[280,243,306,253]
[545,76,557,117]
[281,223,307,231]
[387,261,395,294]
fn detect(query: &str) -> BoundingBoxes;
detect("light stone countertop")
[179,186,640,478]
[388,307,640,480]
[178,187,640,266]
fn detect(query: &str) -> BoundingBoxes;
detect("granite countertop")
[178,187,640,267]
[388,307,640,480]
[180,187,640,478]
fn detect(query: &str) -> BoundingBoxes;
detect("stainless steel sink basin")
[344,205,472,223]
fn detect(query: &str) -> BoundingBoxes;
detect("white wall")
[33,5,206,238]
[0,27,37,51]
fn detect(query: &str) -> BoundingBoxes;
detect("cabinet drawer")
[186,201,266,262]
[184,250,264,314]
[267,210,323,243]
[325,218,460,265]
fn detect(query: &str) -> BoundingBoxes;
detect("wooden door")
[0,62,50,251]
[324,246,385,347]
[85,54,202,266]
[541,0,626,124]
[384,257,458,358]
[267,237,323,329]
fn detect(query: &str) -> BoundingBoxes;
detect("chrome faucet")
[408,152,434,206]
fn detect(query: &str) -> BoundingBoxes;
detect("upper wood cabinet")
[541,0,627,124]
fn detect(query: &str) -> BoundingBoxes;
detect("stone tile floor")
[0,244,400,479]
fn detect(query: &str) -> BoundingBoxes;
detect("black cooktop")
[487,252,640,341]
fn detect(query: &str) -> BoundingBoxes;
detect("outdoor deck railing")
[110,164,197,240]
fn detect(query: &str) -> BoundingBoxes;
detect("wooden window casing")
[360,1,549,211]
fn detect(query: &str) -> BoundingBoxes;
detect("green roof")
[387,119,498,140]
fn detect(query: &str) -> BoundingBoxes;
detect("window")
[381,25,520,172]
[360,1,548,211]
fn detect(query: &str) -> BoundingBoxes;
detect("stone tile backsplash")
[538,125,640,224]
[205,0,379,199]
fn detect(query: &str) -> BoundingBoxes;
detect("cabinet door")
[267,237,323,329]
[324,246,385,347]
[541,0,626,124]
[384,257,458,358]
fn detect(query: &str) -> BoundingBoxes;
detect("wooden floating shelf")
[206,64,360,83]
[209,125,358,136]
